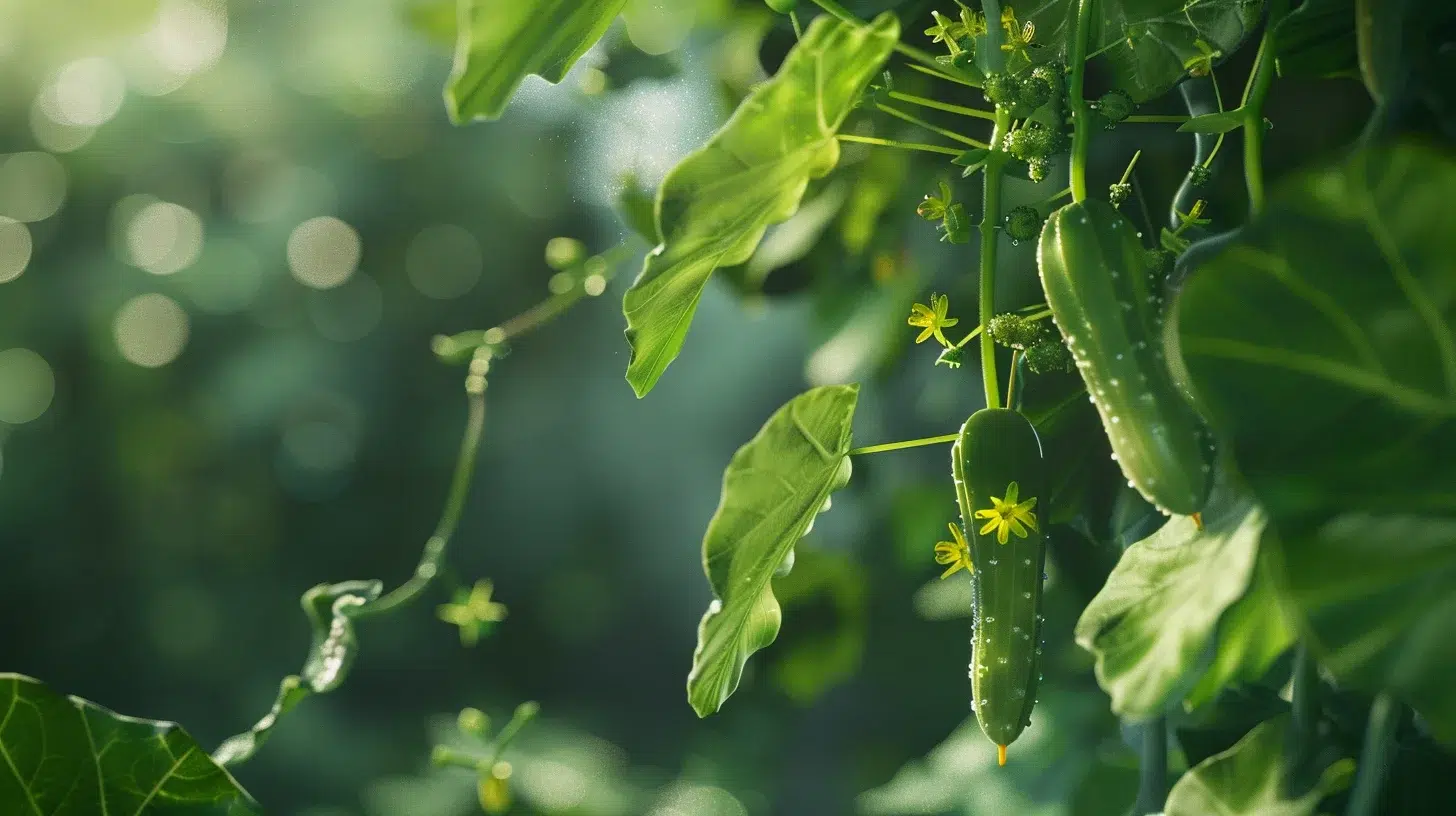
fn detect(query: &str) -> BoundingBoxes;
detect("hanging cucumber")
[953,408,1046,764]
[1038,199,1212,516]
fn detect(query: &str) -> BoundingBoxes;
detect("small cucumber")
[953,408,1046,761]
[1038,199,1212,516]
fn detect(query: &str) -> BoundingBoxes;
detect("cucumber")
[953,408,1046,761]
[1038,199,1212,516]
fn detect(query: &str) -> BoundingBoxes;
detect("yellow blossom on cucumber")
[934,522,974,578]
[975,481,1039,545]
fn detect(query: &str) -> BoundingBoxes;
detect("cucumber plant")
[3,0,1454,813]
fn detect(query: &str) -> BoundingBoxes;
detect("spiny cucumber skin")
[953,409,1046,749]
[1038,199,1212,516]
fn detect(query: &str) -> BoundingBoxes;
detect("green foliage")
[0,675,259,814]
[1177,144,1456,743]
[1074,481,1291,719]
[620,13,899,397]
[1164,715,1355,816]
[1003,0,1262,101]
[1276,0,1361,80]
[444,0,627,122]
[1178,109,1247,133]
[687,385,858,717]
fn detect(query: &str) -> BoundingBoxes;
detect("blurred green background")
[0,0,1377,814]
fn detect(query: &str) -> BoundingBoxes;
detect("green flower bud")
[1004,206,1044,242]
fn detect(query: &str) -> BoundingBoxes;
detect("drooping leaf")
[1276,0,1361,81]
[1074,480,1290,719]
[1003,0,1262,102]
[1175,143,1456,743]
[444,0,627,123]
[0,674,259,814]
[687,385,858,716]
[1164,715,1355,816]
[1180,544,1295,712]
[1178,109,1247,134]
[621,14,899,396]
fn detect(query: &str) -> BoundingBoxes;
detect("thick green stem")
[979,108,1012,409]
[1292,644,1320,737]
[1068,0,1096,202]
[1242,0,1289,215]
[849,433,959,456]
[979,1,1005,74]
[1133,717,1169,815]
[1346,694,1400,816]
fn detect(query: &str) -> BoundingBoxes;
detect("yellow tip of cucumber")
[1191,512,1204,531]
[997,744,1007,766]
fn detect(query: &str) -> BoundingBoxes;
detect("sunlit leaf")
[445,0,627,123]
[687,385,858,716]
[1003,0,1262,101]
[622,14,899,396]
[1164,715,1354,816]
[1074,480,1290,718]
[1176,144,1456,744]
[0,674,259,814]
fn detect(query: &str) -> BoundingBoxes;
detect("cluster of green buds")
[432,702,541,814]
[1092,89,1136,127]
[1003,206,1044,243]
[1189,164,1212,187]
[988,312,1073,374]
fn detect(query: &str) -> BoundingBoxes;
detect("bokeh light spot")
[50,57,126,128]
[126,200,204,275]
[288,216,360,290]
[0,349,57,425]
[145,0,228,77]
[0,152,67,223]
[114,293,190,368]
[405,224,482,300]
[0,217,32,284]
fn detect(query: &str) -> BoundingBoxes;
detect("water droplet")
[985,616,996,623]
[998,657,1009,665]
[1022,591,1032,599]
[989,558,999,566]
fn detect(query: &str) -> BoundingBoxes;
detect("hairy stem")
[850,433,959,456]
[1068,0,1097,202]
[1242,0,1290,214]
[979,107,1012,409]
[1347,694,1400,816]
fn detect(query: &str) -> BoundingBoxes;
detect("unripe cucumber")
[953,408,1046,757]
[1038,199,1212,516]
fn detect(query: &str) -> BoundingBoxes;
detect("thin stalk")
[1005,350,1023,409]
[850,433,959,456]
[789,10,803,39]
[1117,150,1143,186]
[906,62,980,89]
[1241,0,1289,214]
[836,134,963,156]
[1067,0,1097,202]
[1204,70,1229,167]
[1124,114,1192,124]
[1346,694,1400,816]
[888,91,997,121]
[806,0,947,73]
[979,107,1012,409]
[876,103,991,149]
[1133,717,1169,815]
[1036,186,1074,210]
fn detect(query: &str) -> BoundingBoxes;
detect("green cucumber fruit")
[953,408,1046,760]
[1038,199,1212,516]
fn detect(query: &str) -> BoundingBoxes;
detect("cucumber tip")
[997,744,1007,766]
[1191,512,1204,531]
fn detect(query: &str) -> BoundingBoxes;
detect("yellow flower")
[438,580,509,647]
[974,482,1039,545]
[1183,39,1221,77]
[934,522,974,579]
[1000,10,1037,66]
[908,293,960,346]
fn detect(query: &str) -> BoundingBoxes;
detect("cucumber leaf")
[445,0,627,123]
[1074,480,1292,718]
[687,385,858,716]
[1175,143,1456,745]
[0,674,259,814]
[1276,0,1360,81]
[1178,109,1247,133]
[1164,715,1354,816]
[622,14,899,397]
[1002,0,1262,102]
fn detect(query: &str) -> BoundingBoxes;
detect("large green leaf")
[0,675,259,814]
[1175,144,1456,742]
[444,0,627,123]
[1004,0,1262,102]
[1276,0,1360,81]
[1074,481,1291,718]
[1165,715,1354,816]
[687,385,858,716]
[621,14,899,396]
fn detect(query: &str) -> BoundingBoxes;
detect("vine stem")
[979,107,1011,410]
[836,134,962,156]
[1067,0,1097,203]
[1346,694,1400,816]
[1241,0,1290,215]
[805,0,948,74]
[849,433,959,456]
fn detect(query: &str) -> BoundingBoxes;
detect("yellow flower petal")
[996,524,1010,545]
[974,508,998,520]
[1004,481,1019,504]
[1008,518,1027,539]
[916,326,936,344]
[980,517,1001,536]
